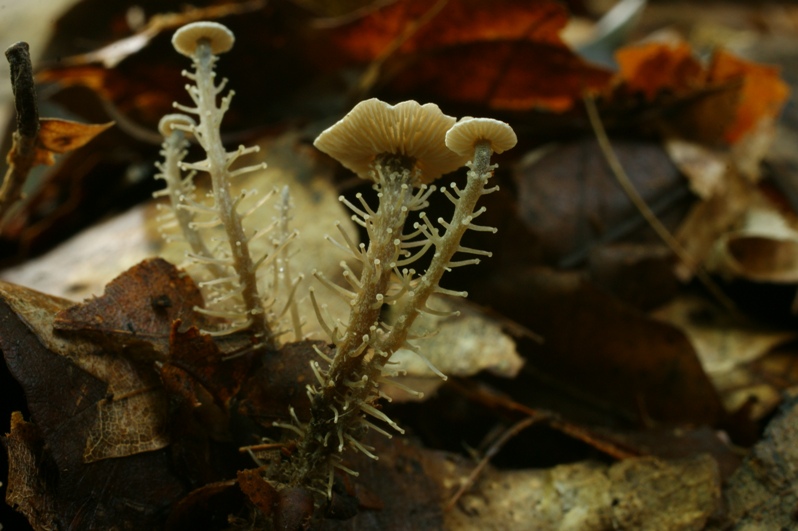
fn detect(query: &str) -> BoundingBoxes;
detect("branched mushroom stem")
[380,139,496,348]
[175,36,273,346]
[274,185,303,341]
[286,154,418,487]
[286,142,498,494]
[154,121,226,280]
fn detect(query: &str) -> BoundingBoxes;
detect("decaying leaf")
[615,41,706,102]
[443,454,720,530]
[53,257,205,358]
[324,0,612,110]
[164,479,242,531]
[35,119,114,163]
[654,295,796,375]
[386,295,523,400]
[0,278,170,464]
[5,118,114,168]
[655,295,798,421]
[4,411,59,531]
[707,205,798,283]
[0,204,154,300]
[612,41,789,145]
[709,50,791,145]
[674,166,754,281]
[477,268,726,425]
[167,324,257,406]
[325,434,444,530]
[710,393,798,529]
[664,138,729,200]
[512,139,689,267]
[0,280,184,529]
[237,469,278,518]
[58,1,265,69]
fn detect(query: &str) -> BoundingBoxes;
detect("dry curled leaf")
[35,118,114,161]
[612,42,789,145]
[707,206,798,283]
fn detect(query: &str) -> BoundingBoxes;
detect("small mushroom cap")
[313,98,468,184]
[172,21,235,57]
[445,117,517,156]
[158,113,196,137]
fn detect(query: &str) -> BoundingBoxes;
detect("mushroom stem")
[286,142,499,494]
[189,39,273,346]
[290,155,418,489]
[380,139,495,350]
[154,123,225,279]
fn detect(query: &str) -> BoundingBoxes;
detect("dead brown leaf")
[611,41,790,146]
[674,166,755,281]
[237,469,278,518]
[0,281,184,529]
[512,139,688,270]
[476,268,726,425]
[4,411,59,531]
[323,0,612,110]
[36,118,114,160]
[53,257,206,359]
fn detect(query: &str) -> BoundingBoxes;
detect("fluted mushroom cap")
[313,98,468,184]
[158,113,196,138]
[172,22,235,57]
[445,117,517,156]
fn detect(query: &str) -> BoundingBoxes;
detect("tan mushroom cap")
[172,21,235,57]
[445,117,517,156]
[158,113,196,138]
[313,98,469,184]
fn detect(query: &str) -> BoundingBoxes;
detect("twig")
[445,415,539,511]
[238,442,286,453]
[583,96,738,314]
[0,42,40,228]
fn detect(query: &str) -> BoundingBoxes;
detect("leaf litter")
[2,0,798,529]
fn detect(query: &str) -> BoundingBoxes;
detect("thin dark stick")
[6,42,39,139]
[445,415,539,511]
[583,96,738,314]
[0,41,40,227]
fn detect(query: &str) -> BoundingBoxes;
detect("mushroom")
[314,98,468,185]
[157,113,196,138]
[171,21,235,57]
[445,117,517,157]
